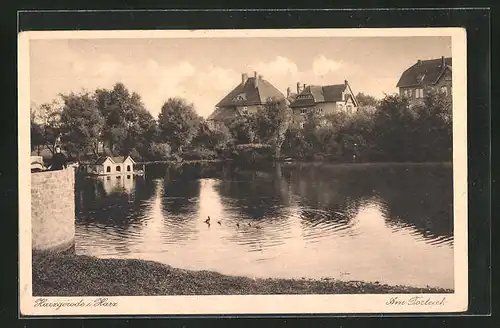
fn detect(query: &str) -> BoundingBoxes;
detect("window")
[300,108,308,115]
[299,122,305,129]
[416,88,424,99]
[116,165,121,172]
[440,86,448,95]
[127,165,131,172]
[316,107,323,114]
[346,105,353,114]
[106,166,111,173]
[232,93,247,102]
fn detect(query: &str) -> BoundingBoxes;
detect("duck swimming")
[217,220,221,225]
[204,216,211,224]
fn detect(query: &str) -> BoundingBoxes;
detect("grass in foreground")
[32,254,453,296]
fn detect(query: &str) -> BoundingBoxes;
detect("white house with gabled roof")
[87,156,136,175]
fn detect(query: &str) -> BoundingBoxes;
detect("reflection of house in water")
[85,156,139,176]
[100,174,135,196]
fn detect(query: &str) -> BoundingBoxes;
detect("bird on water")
[204,216,211,224]
[217,220,221,225]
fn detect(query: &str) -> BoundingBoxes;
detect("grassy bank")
[33,254,453,296]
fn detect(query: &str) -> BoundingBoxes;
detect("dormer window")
[297,94,311,99]
[232,93,247,102]
[416,73,425,83]
[241,106,248,114]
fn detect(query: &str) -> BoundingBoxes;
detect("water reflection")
[75,163,454,289]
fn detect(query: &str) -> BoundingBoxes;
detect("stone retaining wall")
[31,167,76,253]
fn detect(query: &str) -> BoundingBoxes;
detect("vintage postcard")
[19,27,468,316]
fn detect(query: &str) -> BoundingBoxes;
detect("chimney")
[242,73,248,84]
[417,59,422,65]
[254,71,258,88]
[286,87,291,98]
[296,82,301,94]
[344,79,348,85]
[441,56,445,67]
[303,84,306,90]
[258,75,263,80]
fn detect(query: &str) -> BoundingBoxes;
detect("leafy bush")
[181,147,218,161]
[148,142,172,161]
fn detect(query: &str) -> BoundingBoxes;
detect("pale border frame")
[18,27,468,316]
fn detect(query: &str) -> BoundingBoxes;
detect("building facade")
[207,72,286,129]
[88,156,136,175]
[288,80,359,128]
[396,56,452,107]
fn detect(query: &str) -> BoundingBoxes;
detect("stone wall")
[31,167,76,253]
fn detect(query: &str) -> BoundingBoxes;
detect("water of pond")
[75,162,454,289]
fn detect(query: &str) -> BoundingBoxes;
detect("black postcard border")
[2,7,492,327]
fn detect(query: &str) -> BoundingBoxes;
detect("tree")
[158,97,202,153]
[30,100,64,155]
[30,106,46,155]
[95,83,156,157]
[192,120,232,151]
[371,94,418,161]
[355,92,379,107]
[253,98,292,158]
[60,91,105,159]
[149,142,172,160]
[333,110,374,161]
[229,116,256,144]
[412,89,453,161]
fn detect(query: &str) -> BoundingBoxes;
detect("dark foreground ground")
[32,254,453,296]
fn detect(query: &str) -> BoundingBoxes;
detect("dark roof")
[94,156,135,165]
[396,57,452,88]
[207,106,241,121]
[289,84,350,108]
[215,76,285,108]
[95,156,111,165]
[111,156,127,164]
[285,92,297,106]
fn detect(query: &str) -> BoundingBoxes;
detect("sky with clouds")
[29,36,451,118]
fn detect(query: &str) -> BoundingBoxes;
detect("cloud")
[30,42,360,119]
[194,66,239,91]
[249,56,299,78]
[31,40,238,118]
[312,55,344,76]
[47,48,198,117]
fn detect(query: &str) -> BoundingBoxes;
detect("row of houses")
[206,56,452,130]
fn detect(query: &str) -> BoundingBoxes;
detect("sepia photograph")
[18,28,468,315]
